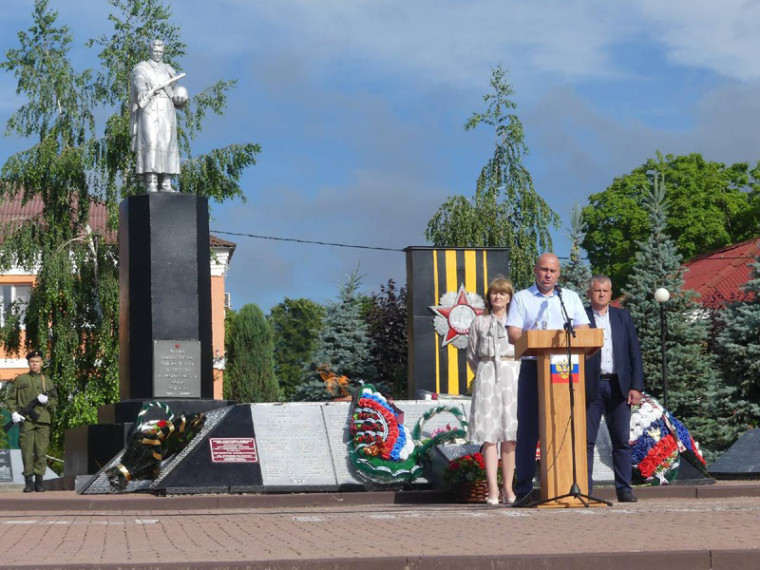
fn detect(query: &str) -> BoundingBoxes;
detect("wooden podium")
[514,328,604,508]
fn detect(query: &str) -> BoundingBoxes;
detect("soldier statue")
[130,39,189,193]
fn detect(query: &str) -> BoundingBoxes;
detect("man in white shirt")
[506,253,589,507]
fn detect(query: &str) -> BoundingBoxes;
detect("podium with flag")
[515,328,604,508]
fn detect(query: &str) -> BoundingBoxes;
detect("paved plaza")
[0,482,758,569]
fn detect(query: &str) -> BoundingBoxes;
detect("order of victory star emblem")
[429,284,486,349]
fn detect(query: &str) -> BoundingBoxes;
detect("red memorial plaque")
[209,438,258,463]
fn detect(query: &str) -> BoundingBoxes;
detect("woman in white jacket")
[467,276,520,505]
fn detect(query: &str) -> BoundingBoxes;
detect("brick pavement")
[0,482,759,569]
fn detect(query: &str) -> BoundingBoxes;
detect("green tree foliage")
[0,0,119,448]
[715,259,760,439]
[224,304,279,403]
[622,174,729,456]
[559,204,591,299]
[366,279,408,398]
[269,298,325,400]
[0,0,259,449]
[583,152,760,294]
[425,66,559,288]
[306,269,376,386]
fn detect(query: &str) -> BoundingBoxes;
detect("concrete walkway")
[0,481,758,569]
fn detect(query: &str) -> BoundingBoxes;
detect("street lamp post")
[654,287,670,409]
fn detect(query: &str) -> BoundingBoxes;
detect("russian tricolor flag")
[550,355,579,384]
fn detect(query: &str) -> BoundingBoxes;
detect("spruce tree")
[559,204,592,299]
[715,259,760,441]
[622,174,725,454]
[224,304,280,403]
[308,268,377,385]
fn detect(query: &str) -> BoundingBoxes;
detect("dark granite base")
[710,429,760,479]
[65,399,236,478]
[79,404,264,495]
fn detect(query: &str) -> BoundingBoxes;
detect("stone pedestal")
[64,193,230,480]
[119,193,213,400]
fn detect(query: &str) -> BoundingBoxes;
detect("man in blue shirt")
[506,253,589,507]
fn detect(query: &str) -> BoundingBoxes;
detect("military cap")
[26,350,43,360]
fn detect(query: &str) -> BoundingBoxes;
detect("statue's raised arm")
[129,39,189,193]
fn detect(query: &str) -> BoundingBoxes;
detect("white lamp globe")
[654,288,670,303]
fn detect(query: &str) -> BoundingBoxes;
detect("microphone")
[554,285,575,337]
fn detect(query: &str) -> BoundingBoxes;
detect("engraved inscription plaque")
[321,403,363,486]
[591,417,614,483]
[210,438,258,463]
[153,340,201,398]
[0,450,12,483]
[437,442,481,463]
[251,403,337,488]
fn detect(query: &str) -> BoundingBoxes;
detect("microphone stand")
[531,286,611,508]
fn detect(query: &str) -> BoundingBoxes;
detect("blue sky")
[3,1,760,311]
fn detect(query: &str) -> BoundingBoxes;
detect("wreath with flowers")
[347,384,467,484]
[105,402,206,491]
[630,393,707,485]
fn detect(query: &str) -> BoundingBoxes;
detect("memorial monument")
[69,44,618,496]
[67,40,237,487]
[112,38,230,419]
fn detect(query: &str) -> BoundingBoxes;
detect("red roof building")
[682,237,760,308]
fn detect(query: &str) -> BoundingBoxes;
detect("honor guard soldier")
[5,350,57,492]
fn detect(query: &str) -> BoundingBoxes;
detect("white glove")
[37,394,48,405]
[11,412,24,423]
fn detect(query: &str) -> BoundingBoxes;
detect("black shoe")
[617,490,637,503]
[511,492,534,508]
[34,475,44,493]
[23,476,34,493]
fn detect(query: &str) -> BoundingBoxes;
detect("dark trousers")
[586,377,632,496]
[514,360,539,497]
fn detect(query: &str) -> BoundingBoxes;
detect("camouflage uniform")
[5,371,57,478]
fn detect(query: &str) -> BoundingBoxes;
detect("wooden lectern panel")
[516,329,604,508]
[514,328,603,359]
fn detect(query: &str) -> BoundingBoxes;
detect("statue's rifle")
[136,72,187,109]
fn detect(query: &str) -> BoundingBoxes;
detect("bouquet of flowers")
[445,452,490,484]
[444,450,504,503]
[444,452,486,483]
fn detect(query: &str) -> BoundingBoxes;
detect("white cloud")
[639,0,760,80]
[185,1,644,90]
[690,82,760,162]
[7,0,760,309]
